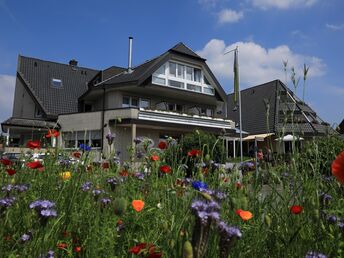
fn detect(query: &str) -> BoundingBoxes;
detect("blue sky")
[0,0,343,127]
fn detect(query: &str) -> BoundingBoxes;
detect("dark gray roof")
[1,117,59,130]
[227,80,278,135]
[90,42,227,102]
[18,56,99,116]
[169,42,205,60]
[227,79,334,136]
[100,56,164,86]
[102,66,126,80]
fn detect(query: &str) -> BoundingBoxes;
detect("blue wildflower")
[192,181,208,191]
[79,143,91,151]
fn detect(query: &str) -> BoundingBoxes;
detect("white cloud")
[0,74,15,124]
[251,0,318,9]
[196,39,326,89]
[326,23,344,31]
[218,9,244,23]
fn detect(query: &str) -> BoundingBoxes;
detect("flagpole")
[225,46,243,163]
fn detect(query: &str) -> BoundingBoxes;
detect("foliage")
[0,138,344,258]
[180,130,225,163]
[298,135,344,176]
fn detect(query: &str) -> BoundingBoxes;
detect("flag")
[233,48,239,107]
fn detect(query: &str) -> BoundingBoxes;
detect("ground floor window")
[62,130,101,149]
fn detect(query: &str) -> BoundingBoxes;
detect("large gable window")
[152,61,215,95]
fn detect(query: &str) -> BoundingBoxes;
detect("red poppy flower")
[26,140,41,149]
[147,253,163,258]
[158,141,168,150]
[62,231,70,238]
[72,152,81,159]
[235,182,242,189]
[0,159,12,166]
[235,209,243,215]
[160,165,172,174]
[45,129,60,138]
[102,162,110,169]
[57,242,68,250]
[129,243,148,254]
[6,169,16,176]
[26,161,43,169]
[74,246,82,253]
[132,200,145,212]
[187,149,201,157]
[290,205,303,214]
[119,170,129,177]
[332,150,344,184]
[236,209,253,221]
[150,155,159,161]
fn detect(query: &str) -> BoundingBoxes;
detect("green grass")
[0,138,344,258]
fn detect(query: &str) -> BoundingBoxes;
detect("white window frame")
[152,61,215,95]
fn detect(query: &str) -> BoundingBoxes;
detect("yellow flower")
[60,171,71,181]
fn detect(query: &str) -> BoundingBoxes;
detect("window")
[203,87,215,95]
[187,84,202,93]
[167,103,183,112]
[155,64,165,75]
[169,62,177,77]
[168,80,184,88]
[35,106,43,118]
[51,78,63,88]
[122,96,138,108]
[203,75,210,85]
[140,99,150,109]
[194,68,201,82]
[152,76,166,85]
[122,96,130,107]
[177,64,184,78]
[186,66,193,81]
[200,108,212,116]
[152,61,215,96]
[131,98,138,107]
[63,130,102,149]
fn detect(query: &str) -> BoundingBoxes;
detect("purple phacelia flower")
[217,221,242,240]
[81,182,92,192]
[100,198,111,205]
[38,250,55,258]
[92,189,103,196]
[0,196,16,208]
[20,231,33,242]
[106,131,115,145]
[40,209,57,218]
[133,172,145,180]
[14,184,30,192]
[327,215,337,224]
[305,251,327,258]
[29,200,55,210]
[2,184,14,192]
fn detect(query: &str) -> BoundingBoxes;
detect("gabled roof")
[227,79,334,136]
[169,42,205,60]
[18,55,99,117]
[87,42,227,101]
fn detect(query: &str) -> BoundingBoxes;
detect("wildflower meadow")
[1,132,344,258]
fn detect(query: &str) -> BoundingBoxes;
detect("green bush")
[180,130,225,163]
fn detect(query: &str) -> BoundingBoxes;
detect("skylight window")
[51,78,63,88]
